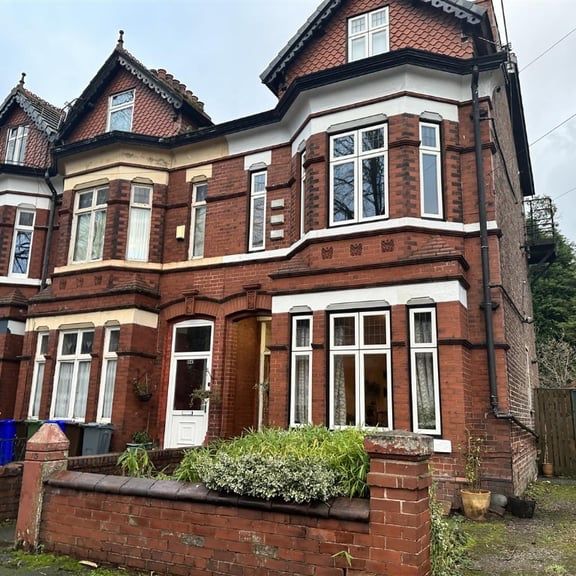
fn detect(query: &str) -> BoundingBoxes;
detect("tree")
[537,336,576,388]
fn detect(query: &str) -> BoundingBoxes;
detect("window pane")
[251,196,265,249]
[371,29,388,56]
[193,205,206,258]
[332,162,355,222]
[175,325,212,353]
[73,213,90,262]
[413,312,433,344]
[363,314,387,346]
[81,331,94,355]
[62,333,78,355]
[73,361,91,419]
[422,153,440,215]
[294,355,310,424]
[174,358,207,411]
[363,353,389,427]
[91,210,106,260]
[371,9,387,28]
[108,330,120,353]
[96,188,108,205]
[19,211,34,227]
[31,363,45,418]
[110,107,133,131]
[295,318,310,348]
[350,15,366,34]
[78,192,93,210]
[133,187,150,205]
[415,352,437,430]
[253,173,266,193]
[39,334,49,355]
[350,37,367,61]
[54,362,74,418]
[362,156,386,218]
[333,355,356,426]
[362,128,384,152]
[333,134,355,158]
[101,359,117,420]
[421,126,437,148]
[333,316,356,346]
[5,138,16,163]
[195,184,208,202]
[11,231,32,274]
[127,207,150,261]
[112,91,134,106]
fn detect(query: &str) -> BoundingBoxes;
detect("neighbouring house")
[3,0,540,500]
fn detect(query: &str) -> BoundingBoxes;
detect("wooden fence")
[535,389,576,477]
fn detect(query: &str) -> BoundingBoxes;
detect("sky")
[0,0,574,242]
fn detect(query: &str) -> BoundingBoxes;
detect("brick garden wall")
[0,464,22,520]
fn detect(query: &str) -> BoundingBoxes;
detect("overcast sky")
[1,0,574,242]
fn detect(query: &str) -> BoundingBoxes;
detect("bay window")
[51,330,94,421]
[330,124,388,225]
[249,171,267,251]
[97,327,119,423]
[290,316,313,426]
[71,187,107,263]
[28,332,49,419]
[126,185,152,261]
[329,311,392,429]
[10,208,35,277]
[420,122,443,218]
[409,308,441,434]
[190,182,207,258]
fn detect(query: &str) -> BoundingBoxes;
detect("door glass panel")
[333,355,356,426]
[363,353,388,427]
[363,314,387,346]
[173,358,207,411]
[175,325,212,353]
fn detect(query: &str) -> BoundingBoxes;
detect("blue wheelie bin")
[0,419,17,465]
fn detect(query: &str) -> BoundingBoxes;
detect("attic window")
[5,126,29,164]
[107,89,134,132]
[348,7,389,62]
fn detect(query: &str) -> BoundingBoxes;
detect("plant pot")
[136,392,153,402]
[542,462,554,478]
[508,496,536,519]
[461,489,491,521]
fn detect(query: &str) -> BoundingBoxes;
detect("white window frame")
[189,181,208,259]
[348,7,389,62]
[300,150,307,238]
[126,184,152,261]
[419,122,443,219]
[107,89,135,132]
[249,170,267,252]
[96,327,120,423]
[28,332,49,419]
[69,187,108,264]
[329,124,388,226]
[290,315,313,427]
[257,317,271,430]
[329,310,393,430]
[409,307,441,435]
[5,125,29,164]
[9,207,35,278]
[50,329,94,422]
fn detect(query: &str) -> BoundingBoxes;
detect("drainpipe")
[471,65,538,439]
[41,172,58,290]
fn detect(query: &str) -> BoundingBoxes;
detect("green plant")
[463,433,485,490]
[430,484,469,576]
[131,430,152,444]
[332,549,354,567]
[118,447,155,478]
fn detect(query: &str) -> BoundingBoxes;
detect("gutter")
[471,64,538,440]
[41,172,59,290]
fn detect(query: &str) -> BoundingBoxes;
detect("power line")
[520,24,576,72]
[553,185,576,201]
[529,112,576,148]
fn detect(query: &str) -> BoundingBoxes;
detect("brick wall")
[0,464,22,521]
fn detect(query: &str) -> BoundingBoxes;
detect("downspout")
[471,65,538,439]
[41,172,58,290]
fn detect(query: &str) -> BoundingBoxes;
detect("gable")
[263,0,489,94]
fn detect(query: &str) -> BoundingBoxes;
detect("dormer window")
[107,90,134,132]
[348,8,389,62]
[5,125,29,164]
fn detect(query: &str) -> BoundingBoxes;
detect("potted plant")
[133,373,153,402]
[126,430,153,450]
[541,425,554,478]
[460,433,491,521]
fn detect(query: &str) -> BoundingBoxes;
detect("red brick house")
[5,0,539,499]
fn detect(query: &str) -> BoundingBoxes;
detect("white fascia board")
[0,174,57,196]
[271,281,467,314]
[0,276,42,286]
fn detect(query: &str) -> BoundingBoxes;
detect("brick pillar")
[15,423,69,550]
[364,431,433,576]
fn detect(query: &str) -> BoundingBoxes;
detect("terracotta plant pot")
[542,462,554,478]
[461,489,491,521]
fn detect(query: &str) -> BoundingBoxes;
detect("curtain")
[54,362,73,418]
[294,355,309,424]
[193,205,206,257]
[251,196,265,248]
[414,312,432,344]
[415,352,436,430]
[31,363,45,418]
[333,321,348,426]
[73,361,91,420]
[127,207,150,260]
[101,359,117,420]
[73,213,90,261]
[91,210,106,260]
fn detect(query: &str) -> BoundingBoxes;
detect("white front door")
[164,320,213,448]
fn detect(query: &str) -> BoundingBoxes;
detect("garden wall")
[0,464,22,520]
[16,426,434,576]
